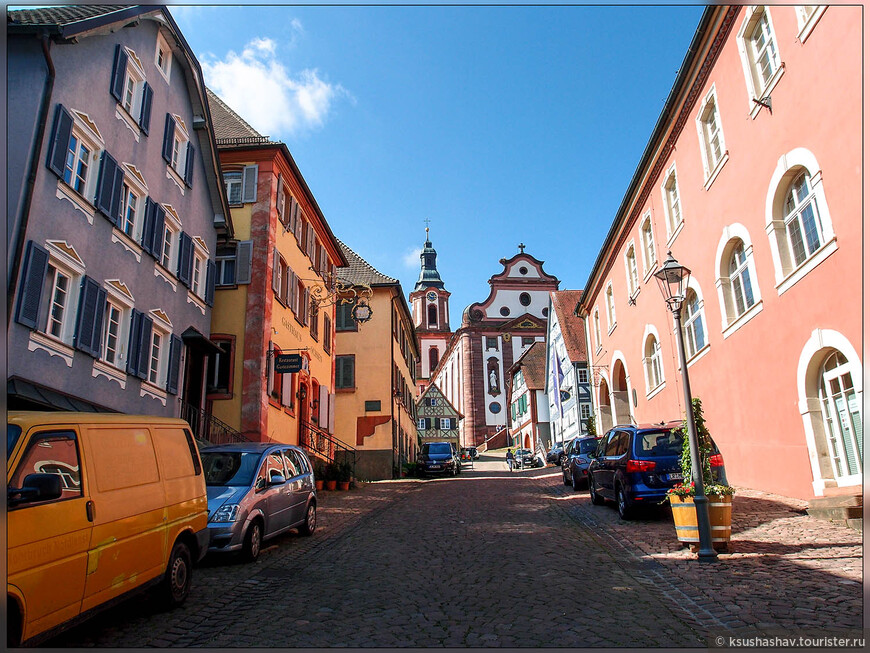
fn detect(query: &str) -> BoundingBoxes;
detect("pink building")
[577,5,861,501]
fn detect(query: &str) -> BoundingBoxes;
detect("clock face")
[426,291,437,302]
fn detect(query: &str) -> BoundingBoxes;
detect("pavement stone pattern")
[46,452,863,647]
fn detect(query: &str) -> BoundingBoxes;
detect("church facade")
[430,247,559,450]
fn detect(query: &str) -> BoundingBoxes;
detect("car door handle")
[86,500,95,522]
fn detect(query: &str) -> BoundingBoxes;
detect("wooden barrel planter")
[669,494,732,551]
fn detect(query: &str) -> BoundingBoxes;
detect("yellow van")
[6,412,210,647]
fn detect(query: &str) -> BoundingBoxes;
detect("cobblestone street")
[48,452,863,648]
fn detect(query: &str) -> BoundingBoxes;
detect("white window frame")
[168,115,190,180]
[120,48,147,118]
[796,5,826,42]
[593,308,602,353]
[764,148,837,295]
[681,280,710,365]
[660,165,684,244]
[63,113,104,201]
[624,241,639,299]
[99,280,135,373]
[117,165,147,243]
[605,283,616,333]
[223,170,243,206]
[440,418,451,430]
[714,224,764,339]
[41,241,87,347]
[639,213,658,279]
[695,86,729,188]
[155,30,173,83]
[737,6,784,118]
[160,207,182,274]
[642,326,665,397]
[144,311,172,390]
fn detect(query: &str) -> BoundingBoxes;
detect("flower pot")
[669,494,732,551]
[324,480,337,491]
[315,480,324,491]
[338,481,350,491]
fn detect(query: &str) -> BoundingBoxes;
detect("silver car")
[200,443,317,562]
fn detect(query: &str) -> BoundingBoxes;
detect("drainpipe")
[8,33,55,325]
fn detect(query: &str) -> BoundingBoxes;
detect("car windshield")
[578,439,599,454]
[423,443,452,456]
[201,451,263,486]
[636,430,683,457]
[7,424,22,457]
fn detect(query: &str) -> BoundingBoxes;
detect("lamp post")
[654,252,718,563]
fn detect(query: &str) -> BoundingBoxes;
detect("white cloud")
[201,36,348,138]
[403,247,423,268]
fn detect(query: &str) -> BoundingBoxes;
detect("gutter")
[8,33,55,325]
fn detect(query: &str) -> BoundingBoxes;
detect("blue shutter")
[236,241,253,284]
[127,309,143,376]
[73,276,106,358]
[140,197,155,255]
[136,314,153,380]
[139,82,153,134]
[177,231,193,286]
[161,113,175,163]
[424,418,431,430]
[94,151,122,223]
[150,204,165,261]
[15,241,49,329]
[110,44,128,102]
[205,260,215,306]
[46,104,73,178]
[183,141,195,187]
[167,334,183,394]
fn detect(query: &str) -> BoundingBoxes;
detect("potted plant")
[336,460,353,491]
[313,460,325,491]
[323,462,339,491]
[666,398,735,551]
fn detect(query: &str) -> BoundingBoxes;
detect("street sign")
[274,353,302,373]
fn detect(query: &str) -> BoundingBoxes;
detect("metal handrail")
[179,401,252,446]
[299,420,356,472]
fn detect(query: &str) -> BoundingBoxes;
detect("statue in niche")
[488,368,499,394]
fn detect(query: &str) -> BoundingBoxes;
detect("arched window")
[784,170,824,267]
[625,244,639,296]
[728,241,756,317]
[427,304,438,327]
[593,308,601,351]
[715,224,763,335]
[818,351,863,479]
[429,347,439,373]
[681,288,707,359]
[643,334,664,392]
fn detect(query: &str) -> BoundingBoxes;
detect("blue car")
[587,422,728,520]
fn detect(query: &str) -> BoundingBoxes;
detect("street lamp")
[654,252,718,563]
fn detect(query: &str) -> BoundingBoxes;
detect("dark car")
[561,436,602,490]
[587,422,728,520]
[418,441,461,476]
[546,442,566,465]
[512,448,542,469]
[200,443,317,562]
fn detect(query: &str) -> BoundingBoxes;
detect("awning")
[181,326,223,354]
[7,377,118,413]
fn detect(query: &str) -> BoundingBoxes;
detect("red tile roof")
[516,341,547,390]
[550,290,587,362]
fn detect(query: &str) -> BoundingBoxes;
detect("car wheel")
[616,485,634,520]
[158,540,192,608]
[299,502,317,536]
[571,470,580,492]
[589,477,604,505]
[242,520,262,562]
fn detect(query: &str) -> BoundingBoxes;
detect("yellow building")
[204,90,348,455]
[333,241,419,480]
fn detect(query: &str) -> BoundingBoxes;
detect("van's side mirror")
[8,473,63,506]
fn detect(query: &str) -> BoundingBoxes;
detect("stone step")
[808,493,862,509]
[807,492,863,528]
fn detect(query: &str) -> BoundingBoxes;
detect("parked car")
[460,446,479,461]
[587,422,728,520]
[546,442,567,465]
[200,443,317,562]
[512,448,543,469]
[561,436,602,490]
[418,441,461,476]
[7,412,210,647]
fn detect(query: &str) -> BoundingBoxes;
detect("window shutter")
[271,249,281,295]
[327,392,335,434]
[284,266,294,305]
[150,204,166,261]
[161,113,175,163]
[167,334,183,394]
[290,273,299,315]
[319,384,328,425]
[241,164,258,203]
[295,214,303,245]
[236,240,253,284]
[136,314,153,380]
[303,287,310,325]
[94,151,122,223]
[205,260,215,306]
[345,357,355,388]
[183,141,195,187]
[73,276,106,358]
[424,418,431,430]
[110,44,128,102]
[266,344,274,396]
[127,309,142,376]
[281,372,293,406]
[140,198,155,255]
[139,82,153,134]
[15,240,49,329]
[46,104,74,178]
[177,232,193,286]
[450,418,457,430]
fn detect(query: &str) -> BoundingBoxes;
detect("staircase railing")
[179,401,252,446]
[299,420,357,473]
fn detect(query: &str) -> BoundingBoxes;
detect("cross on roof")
[518,243,526,254]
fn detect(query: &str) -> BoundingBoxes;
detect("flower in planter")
[666,398,735,499]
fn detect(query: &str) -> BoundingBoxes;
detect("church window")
[486,336,498,350]
[519,292,531,306]
[428,304,438,326]
[499,306,510,317]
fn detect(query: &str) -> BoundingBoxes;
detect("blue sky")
[169,2,705,327]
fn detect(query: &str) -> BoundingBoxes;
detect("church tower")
[409,227,453,396]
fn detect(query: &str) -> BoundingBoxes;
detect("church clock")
[426,291,437,302]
